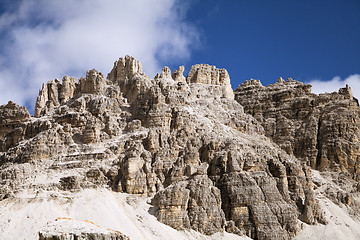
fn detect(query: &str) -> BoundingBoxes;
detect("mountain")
[0,56,359,240]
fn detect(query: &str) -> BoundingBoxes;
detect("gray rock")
[0,56,341,240]
[234,79,360,180]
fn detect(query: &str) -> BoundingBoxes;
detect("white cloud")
[0,0,199,113]
[307,74,360,101]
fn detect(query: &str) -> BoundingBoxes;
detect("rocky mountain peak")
[0,101,30,124]
[35,58,236,118]
[35,76,77,117]
[339,84,354,99]
[186,64,234,99]
[107,55,143,82]
[1,56,360,240]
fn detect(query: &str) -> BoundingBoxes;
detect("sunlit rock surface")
[1,56,359,240]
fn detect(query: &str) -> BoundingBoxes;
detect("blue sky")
[0,0,359,114]
[178,0,360,89]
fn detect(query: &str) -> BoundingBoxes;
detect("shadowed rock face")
[234,79,360,180]
[0,56,327,240]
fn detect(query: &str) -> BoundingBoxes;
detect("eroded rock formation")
[0,101,31,152]
[234,78,360,179]
[4,56,358,240]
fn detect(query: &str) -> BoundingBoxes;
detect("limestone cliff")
[3,56,359,240]
[235,78,360,222]
[234,78,360,179]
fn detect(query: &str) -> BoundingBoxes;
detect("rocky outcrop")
[0,56,330,240]
[35,76,77,117]
[172,66,186,82]
[0,101,31,152]
[234,79,360,180]
[38,218,129,240]
[79,70,106,95]
[151,175,226,235]
[0,101,30,124]
[186,64,234,99]
[108,55,143,83]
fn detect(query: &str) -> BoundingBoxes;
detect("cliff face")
[234,78,360,179]
[234,78,360,223]
[2,56,359,240]
[0,101,31,152]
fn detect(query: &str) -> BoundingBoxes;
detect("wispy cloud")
[0,0,199,113]
[307,74,360,100]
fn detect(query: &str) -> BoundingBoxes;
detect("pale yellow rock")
[172,66,186,82]
[186,64,234,99]
[159,66,172,79]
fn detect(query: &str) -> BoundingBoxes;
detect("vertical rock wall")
[234,79,360,179]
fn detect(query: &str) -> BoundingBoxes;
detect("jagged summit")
[0,56,360,240]
[107,55,143,81]
[34,55,235,117]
